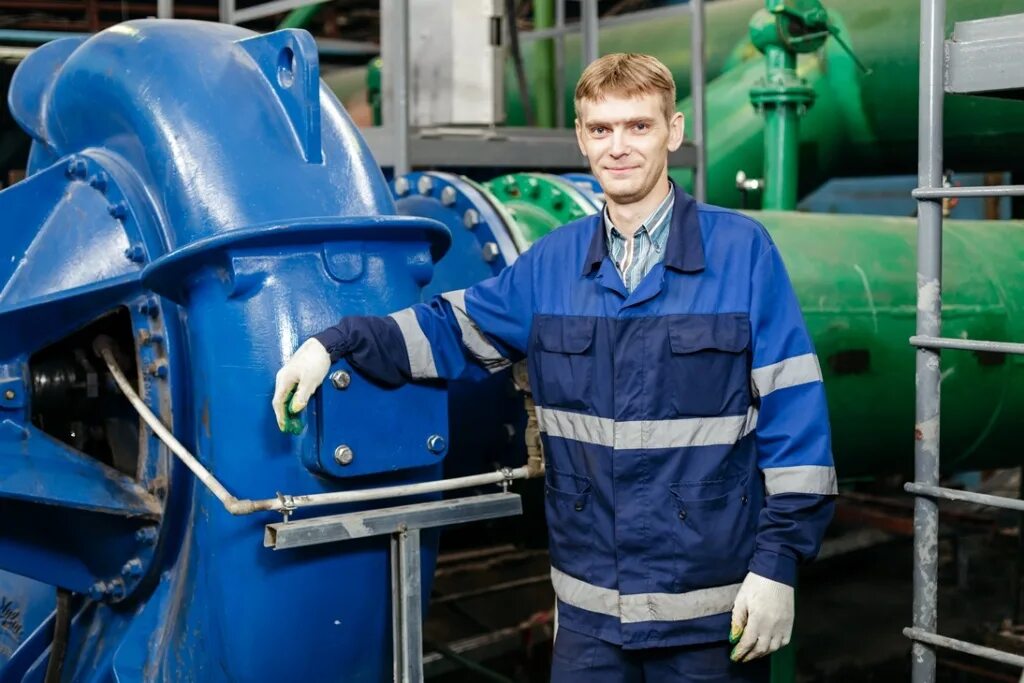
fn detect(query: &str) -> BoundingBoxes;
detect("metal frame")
[909,2,1024,681]
[265,493,523,683]
[370,0,707,174]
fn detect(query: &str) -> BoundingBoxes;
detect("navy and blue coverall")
[313,187,836,680]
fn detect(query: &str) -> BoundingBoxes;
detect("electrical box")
[408,0,506,127]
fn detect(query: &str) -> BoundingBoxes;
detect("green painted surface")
[753,211,1024,477]
[485,173,599,247]
[531,0,557,129]
[277,3,326,30]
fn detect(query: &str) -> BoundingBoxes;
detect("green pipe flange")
[485,173,599,247]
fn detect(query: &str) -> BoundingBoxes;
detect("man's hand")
[272,338,331,433]
[729,571,794,662]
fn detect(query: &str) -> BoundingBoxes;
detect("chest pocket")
[665,314,751,417]
[533,316,596,411]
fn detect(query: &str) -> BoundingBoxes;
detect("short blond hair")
[574,53,677,121]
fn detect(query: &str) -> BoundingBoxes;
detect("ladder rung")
[904,628,1024,669]
[913,185,1024,199]
[904,482,1024,513]
[909,335,1024,355]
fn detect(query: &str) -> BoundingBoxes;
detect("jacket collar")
[582,179,705,276]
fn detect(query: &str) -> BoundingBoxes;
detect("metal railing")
[908,1,1024,680]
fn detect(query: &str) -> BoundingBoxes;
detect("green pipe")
[277,3,325,30]
[531,0,557,128]
[759,47,801,211]
[485,173,598,249]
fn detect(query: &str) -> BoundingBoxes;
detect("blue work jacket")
[314,187,837,649]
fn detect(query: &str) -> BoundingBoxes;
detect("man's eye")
[591,127,606,135]
[634,123,649,131]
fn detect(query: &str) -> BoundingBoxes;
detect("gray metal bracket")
[265,492,523,683]
[945,12,1024,99]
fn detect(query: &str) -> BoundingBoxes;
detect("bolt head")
[463,209,480,229]
[122,558,143,578]
[135,526,158,544]
[3,390,14,400]
[108,201,128,220]
[125,244,146,263]
[107,579,126,599]
[394,176,410,196]
[417,175,434,196]
[88,582,107,600]
[66,157,88,179]
[330,370,351,390]
[89,172,109,193]
[482,242,500,263]
[440,186,457,206]
[334,445,354,466]
[427,434,446,454]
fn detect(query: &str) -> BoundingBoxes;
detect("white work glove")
[272,338,331,433]
[729,571,794,662]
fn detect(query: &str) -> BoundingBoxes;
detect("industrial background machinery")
[0,0,1022,681]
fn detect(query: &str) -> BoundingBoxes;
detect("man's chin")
[602,183,645,205]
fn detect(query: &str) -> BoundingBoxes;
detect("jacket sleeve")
[746,240,837,587]
[313,248,535,386]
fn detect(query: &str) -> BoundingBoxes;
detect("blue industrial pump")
[0,20,466,681]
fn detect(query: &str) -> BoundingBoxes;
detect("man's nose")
[609,130,630,157]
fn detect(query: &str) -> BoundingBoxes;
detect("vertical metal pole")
[913,0,945,681]
[394,0,411,177]
[381,0,411,176]
[581,0,599,67]
[218,0,232,23]
[689,0,707,202]
[157,0,173,18]
[533,0,557,128]
[555,0,566,126]
[391,528,423,683]
[390,533,403,681]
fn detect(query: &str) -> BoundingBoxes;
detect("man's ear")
[667,112,685,152]
[575,118,587,157]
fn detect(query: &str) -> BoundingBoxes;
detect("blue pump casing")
[0,20,451,682]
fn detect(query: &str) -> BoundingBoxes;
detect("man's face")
[575,92,684,205]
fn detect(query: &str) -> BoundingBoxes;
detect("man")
[273,53,835,682]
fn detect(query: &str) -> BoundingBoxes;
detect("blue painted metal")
[560,172,606,204]
[0,573,52,671]
[391,172,526,481]
[0,20,451,682]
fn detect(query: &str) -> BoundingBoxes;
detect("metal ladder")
[908,3,1024,681]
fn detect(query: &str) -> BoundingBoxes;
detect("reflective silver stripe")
[388,308,438,379]
[550,566,620,618]
[620,583,742,624]
[615,407,758,450]
[536,407,614,447]
[536,407,756,450]
[550,566,740,624]
[751,353,822,398]
[441,290,512,373]
[764,465,838,495]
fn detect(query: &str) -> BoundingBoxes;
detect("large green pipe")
[749,212,1024,477]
